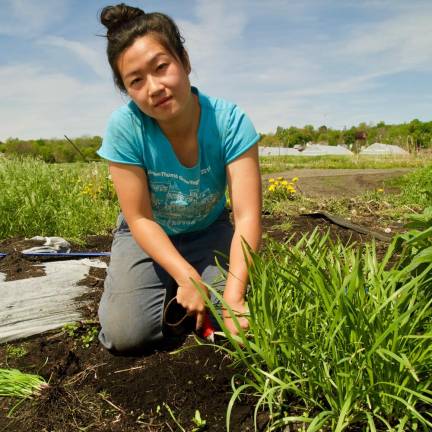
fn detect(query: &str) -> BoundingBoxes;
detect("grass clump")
[384,164,432,210]
[0,156,118,241]
[260,154,430,174]
[351,164,432,220]
[209,209,432,431]
[0,368,48,399]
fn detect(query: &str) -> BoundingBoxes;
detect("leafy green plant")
[63,321,99,348]
[204,226,432,431]
[162,403,207,431]
[5,344,28,360]
[191,409,207,431]
[394,207,432,276]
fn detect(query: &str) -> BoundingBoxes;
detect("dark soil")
[0,169,410,431]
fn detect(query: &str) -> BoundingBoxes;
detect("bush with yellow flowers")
[266,176,299,201]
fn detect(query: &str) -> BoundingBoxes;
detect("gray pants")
[98,210,233,353]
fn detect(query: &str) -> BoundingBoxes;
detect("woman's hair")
[100,3,188,92]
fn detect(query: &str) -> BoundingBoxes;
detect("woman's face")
[117,35,192,124]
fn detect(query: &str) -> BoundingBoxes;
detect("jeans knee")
[98,297,163,353]
[98,321,163,353]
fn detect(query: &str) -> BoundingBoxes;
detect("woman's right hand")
[176,271,209,331]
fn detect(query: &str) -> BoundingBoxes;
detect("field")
[0,155,431,431]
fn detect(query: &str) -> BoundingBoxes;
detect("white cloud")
[179,1,247,88]
[0,64,124,140]
[336,7,432,72]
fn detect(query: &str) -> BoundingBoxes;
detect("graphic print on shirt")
[147,167,222,233]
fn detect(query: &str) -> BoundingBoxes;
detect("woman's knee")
[98,291,164,353]
[98,322,162,353]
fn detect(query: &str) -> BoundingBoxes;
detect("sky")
[0,0,431,140]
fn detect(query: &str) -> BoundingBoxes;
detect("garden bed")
[0,214,396,432]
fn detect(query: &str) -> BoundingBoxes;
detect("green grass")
[349,164,432,220]
[0,157,118,241]
[207,220,432,431]
[260,154,431,174]
[382,164,432,210]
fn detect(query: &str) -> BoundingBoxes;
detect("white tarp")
[0,259,105,343]
[301,144,353,156]
[360,143,409,156]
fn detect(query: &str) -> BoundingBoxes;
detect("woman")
[97,3,262,354]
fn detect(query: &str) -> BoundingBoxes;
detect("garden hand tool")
[164,297,215,342]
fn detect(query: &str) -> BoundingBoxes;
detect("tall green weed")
[0,157,118,240]
[384,164,432,210]
[210,211,432,431]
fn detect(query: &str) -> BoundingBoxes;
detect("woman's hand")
[222,294,249,336]
[176,271,209,331]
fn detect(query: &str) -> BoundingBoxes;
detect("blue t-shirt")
[97,87,260,235]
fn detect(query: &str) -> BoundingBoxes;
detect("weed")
[63,321,100,348]
[162,403,207,432]
[5,344,28,360]
[192,409,207,431]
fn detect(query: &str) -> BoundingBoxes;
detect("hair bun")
[100,3,145,36]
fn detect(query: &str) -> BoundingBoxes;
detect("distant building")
[360,143,409,156]
[301,144,353,156]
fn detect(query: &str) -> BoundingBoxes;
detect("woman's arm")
[109,162,209,329]
[224,144,262,334]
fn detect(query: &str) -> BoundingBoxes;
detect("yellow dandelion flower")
[277,176,283,180]
[268,185,276,192]
[292,177,299,182]
[269,178,275,183]
[281,180,288,186]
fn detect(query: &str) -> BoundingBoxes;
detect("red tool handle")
[201,312,215,342]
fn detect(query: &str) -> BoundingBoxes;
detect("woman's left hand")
[222,297,249,336]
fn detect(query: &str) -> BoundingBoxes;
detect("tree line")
[259,119,432,152]
[0,136,102,163]
[0,118,431,162]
